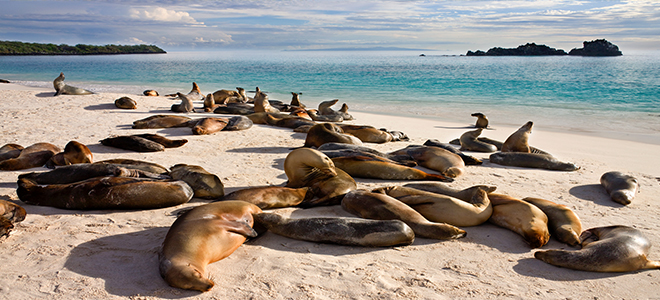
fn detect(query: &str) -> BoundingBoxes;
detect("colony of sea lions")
[0,75,655,294]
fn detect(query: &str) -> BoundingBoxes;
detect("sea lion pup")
[535,225,660,273]
[159,201,261,292]
[423,139,482,165]
[331,155,453,182]
[600,171,639,205]
[253,90,280,113]
[471,113,489,128]
[212,87,245,104]
[459,128,498,152]
[192,117,229,135]
[169,164,224,199]
[0,142,60,171]
[100,136,164,152]
[307,109,343,122]
[132,115,194,129]
[489,152,580,171]
[0,144,24,162]
[218,186,313,209]
[47,140,93,168]
[52,72,93,96]
[18,163,165,185]
[17,176,193,210]
[94,159,169,174]
[342,189,466,240]
[374,186,492,227]
[522,197,582,246]
[487,193,550,248]
[0,199,27,238]
[502,121,533,153]
[337,124,393,144]
[171,92,196,113]
[254,213,415,247]
[304,123,363,148]
[114,96,137,109]
[318,142,417,167]
[390,145,466,178]
[143,90,159,96]
[290,92,306,108]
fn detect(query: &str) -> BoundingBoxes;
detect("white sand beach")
[1,82,659,299]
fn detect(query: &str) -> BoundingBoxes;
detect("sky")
[1,0,658,54]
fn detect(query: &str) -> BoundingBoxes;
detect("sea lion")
[47,140,93,168]
[338,124,393,144]
[114,96,137,109]
[222,116,253,131]
[192,117,228,135]
[186,82,203,100]
[522,197,582,246]
[53,72,93,96]
[214,103,255,115]
[489,152,579,171]
[18,163,166,185]
[488,193,550,248]
[100,136,165,152]
[212,87,245,104]
[471,113,489,128]
[143,90,159,96]
[534,225,660,272]
[318,99,354,120]
[94,159,169,174]
[265,113,315,129]
[284,148,337,188]
[392,145,466,178]
[203,94,216,112]
[254,213,415,247]
[459,128,498,152]
[600,171,639,205]
[132,115,194,129]
[423,139,482,165]
[386,130,409,142]
[169,164,224,200]
[0,199,27,238]
[403,182,497,201]
[253,90,280,113]
[0,144,24,162]
[318,142,417,167]
[218,186,312,209]
[304,123,363,148]
[374,186,492,227]
[341,189,466,240]
[307,109,343,122]
[159,201,262,292]
[17,176,193,210]
[290,92,306,108]
[338,103,354,120]
[171,92,196,113]
[302,167,356,207]
[132,134,188,148]
[502,121,533,153]
[0,79,10,83]
[0,142,60,171]
[331,155,453,182]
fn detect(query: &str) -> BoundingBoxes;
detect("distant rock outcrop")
[568,39,622,56]
[466,43,567,56]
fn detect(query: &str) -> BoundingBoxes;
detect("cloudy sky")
[1,0,658,53]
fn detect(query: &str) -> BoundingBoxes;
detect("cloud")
[129,7,202,24]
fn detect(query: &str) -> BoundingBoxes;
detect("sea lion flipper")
[223,220,258,238]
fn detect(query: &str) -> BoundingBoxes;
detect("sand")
[0,82,659,299]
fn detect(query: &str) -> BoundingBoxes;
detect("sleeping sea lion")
[0,142,60,171]
[502,121,533,153]
[304,123,363,148]
[114,96,137,109]
[53,72,93,96]
[0,144,24,162]
[132,134,188,148]
[341,189,466,240]
[224,116,253,131]
[253,213,415,247]
[523,197,582,246]
[218,186,312,209]
[337,124,392,144]
[169,164,224,199]
[459,128,498,152]
[331,155,452,182]
[600,171,639,205]
[0,199,27,238]
[489,152,579,171]
[192,117,228,135]
[535,225,660,272]
[132,115,194,129]
[18,163,166,184]
[319,142,417,167]
[422,139,482,165]
[265,113,315,129]
[94,159,169,174]
[391,145,466,178]
[488,193,550,248]
[143,90,159,96]
[159,201,262,292]
[100,136,164,152]
[47,140,93,168]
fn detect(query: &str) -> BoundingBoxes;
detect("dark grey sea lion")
[0,199,27,238]
[46,140,93,168]
[225,116,253,131]
[132,134,188,148]
[169,164,224,199]
[600,171,639,205]
[0,143,61,171]
[94,159,169,174]
[100,136,165,152]
[213,103,255,115]
[132,115,194,129]
[0,144,24,162]
[318,142,417,166]
[523,197,582,246]
[304,123,362,148]
[338,124,392,143]
[53,72,93,96]
[18,163,166,184]
[489,152,579,171]
[143,90,159,96]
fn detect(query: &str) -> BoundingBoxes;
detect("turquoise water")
[1,50,659,140]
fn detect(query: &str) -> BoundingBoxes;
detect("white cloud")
[129,7,203,24]
[124,37,146,44]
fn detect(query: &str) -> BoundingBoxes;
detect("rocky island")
[0,41,166,55]
[466,39,622,56]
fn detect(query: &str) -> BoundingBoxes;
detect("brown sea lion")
[321,149,416,168]
[523,197,582,246]
[47,140,93,168]
[0,144,24,162]
[489,152,579,171]
[133,134,188,148]
[502,121,533,153]
[114,96,137,109]
[341,189,466,240]
[318,99,354,121]
[187,82,203,100]
[290,92,306,108]
[100,136,165,152]
[253,90,280,113]
[535,225,660,272]
[143,90,159,96]
[171,92,196,113]
[403,182,497,200]
[304,123,363,148]
[318,142,417,167]
[302,167,356,207]
[391,145,466,178]
[307,109,343,122]
[331,155,453,182]
[169,164,224,199]
[459,128,498,152]
[422,139,482,165]
[338,124,393,144]
[337,103,354,120]
[132,115,194,129]
[374,186,492,227]
[94,159,169,174]
[253,213,415,247]
[471,113,489,128]
[0,199,27,238]
[0,142,60,171]
[488,193,550,248]
[17,176,193,210]
[600,171,639,205]
[288,107,311,119]
[265,113,315,129]
[219,186,312,209]
[19,163,166,185]
[159,201,262,292]
[192,117,228,135]
[203,94,216,112]
[53,72,93,96]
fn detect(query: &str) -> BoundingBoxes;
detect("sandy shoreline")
[1,82,659,299]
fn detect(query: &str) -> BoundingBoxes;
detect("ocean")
[1,50,659,143]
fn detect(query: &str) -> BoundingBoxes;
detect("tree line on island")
[0,41,166,55]
[465,39,622,56]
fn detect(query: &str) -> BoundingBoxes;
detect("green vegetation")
[0,41,166,55]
